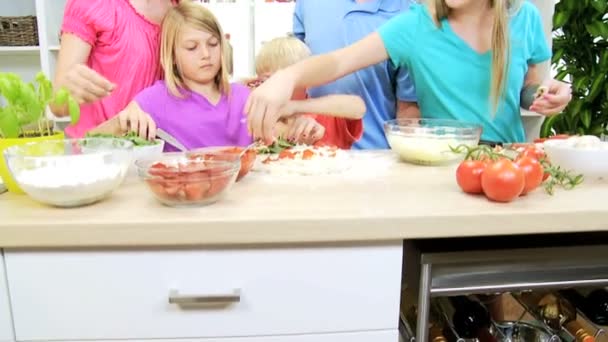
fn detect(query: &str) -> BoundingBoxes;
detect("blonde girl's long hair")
[429,0,522,113]
[160,1,231,98]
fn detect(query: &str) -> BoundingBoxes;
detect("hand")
[62,64,116,104]
[246,70,296,144]
[530,79,572,116]
[118,102,157,140]
[285,115,325,145]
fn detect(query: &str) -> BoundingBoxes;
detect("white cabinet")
[253,0,296,58]
[199,1,254,79]
[0,251,15,342]
[5,243,402,341]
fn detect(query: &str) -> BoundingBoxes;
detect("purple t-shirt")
[135,80,252,152]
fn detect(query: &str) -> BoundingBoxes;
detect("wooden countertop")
[1,151,607,248]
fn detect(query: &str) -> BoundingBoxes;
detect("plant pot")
[0,132,65,194]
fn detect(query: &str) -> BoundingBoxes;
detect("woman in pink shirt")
[51,0,178,138]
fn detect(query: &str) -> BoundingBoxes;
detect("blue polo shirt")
[294,0,416,150]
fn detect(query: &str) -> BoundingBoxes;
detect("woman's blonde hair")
[161,1,230,97]
[255,36,311,76]
[429,0,522,113]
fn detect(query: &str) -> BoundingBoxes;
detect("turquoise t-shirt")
[378,1,551,143]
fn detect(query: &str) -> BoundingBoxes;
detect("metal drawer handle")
[168,289,241,306]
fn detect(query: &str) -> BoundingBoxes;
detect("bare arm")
[396,101,420,119]
[246,32,388,143]
[524,63,543,87]
[288,95,366,119]
[51,33,115,117]
[287,32,389,89]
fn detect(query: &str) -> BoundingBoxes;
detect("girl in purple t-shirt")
[111,1,324,151]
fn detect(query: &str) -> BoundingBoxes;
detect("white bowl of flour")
[4,138,133,207]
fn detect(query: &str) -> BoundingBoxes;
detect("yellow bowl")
[0,132,65,193]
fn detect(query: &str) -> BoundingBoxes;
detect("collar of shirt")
[346,0,403,15]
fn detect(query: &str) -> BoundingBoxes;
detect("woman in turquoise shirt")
[246,0,572,144]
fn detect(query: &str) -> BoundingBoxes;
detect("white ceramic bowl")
[543,136,608,180]
[131,139,165,162]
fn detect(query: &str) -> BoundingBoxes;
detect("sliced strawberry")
[208,173,232,197]
[184,181,210,201]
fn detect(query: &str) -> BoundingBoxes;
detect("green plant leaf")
[591,0,608,14]
[540,114,562,138]
[553,11,570,29]
[588,74,606,101]
[35,72,53,104]
[581,109,592,129]
[67,97,80,125]
[585,20,608,39]
[53,88,69,105]
[0,107,21,138]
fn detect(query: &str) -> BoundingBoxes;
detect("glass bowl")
[3,138,133,207]
[384,118,482,166]
[136,153,240,207]
[188,146,256,182]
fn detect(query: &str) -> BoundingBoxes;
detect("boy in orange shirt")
[250,36,365,149]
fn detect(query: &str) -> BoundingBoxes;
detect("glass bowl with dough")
[384,118,482,166]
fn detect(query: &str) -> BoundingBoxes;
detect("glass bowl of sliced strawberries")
[135,153,240,207]
[188,146,256,182]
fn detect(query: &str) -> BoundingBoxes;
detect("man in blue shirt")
[293,0,419,149]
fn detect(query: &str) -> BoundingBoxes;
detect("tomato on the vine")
[456,160,487,194]
[518,146,546,161]
[481,159,525,202]
[515,156,544,195]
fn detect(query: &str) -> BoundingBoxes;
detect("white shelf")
[0,46,40,55]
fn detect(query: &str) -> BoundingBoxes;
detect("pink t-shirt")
[61,0,163,138]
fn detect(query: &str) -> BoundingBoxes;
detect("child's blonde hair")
[429,0,522,113]
[255,36,311,76]
[161,1,231,97]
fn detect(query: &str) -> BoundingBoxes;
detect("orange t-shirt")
[314,115,363,150]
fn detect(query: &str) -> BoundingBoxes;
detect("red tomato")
[279,150,295,159]
[302,149,315,160]
[481,159,525,202]
[456,160,487,194]
[515,156,544,195]
[534,134,570,144]
[518,146,546,161]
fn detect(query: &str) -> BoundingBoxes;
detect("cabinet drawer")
[0,251,14,342]
[6,243,402,341]
[37,330,398,342]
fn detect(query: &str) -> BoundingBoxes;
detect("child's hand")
[285,115,325,145]
[529,79,572,116]
[118,102,157,140]
[246,70,296,144]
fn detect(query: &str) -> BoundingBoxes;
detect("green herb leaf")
[0,107,21,138]
[67,97,80,125]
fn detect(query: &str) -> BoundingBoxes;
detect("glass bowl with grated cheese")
[384,118,482,166]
